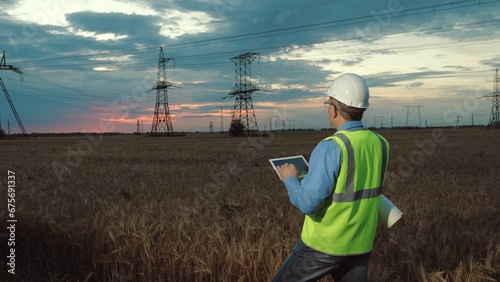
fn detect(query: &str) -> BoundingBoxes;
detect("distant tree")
[0,128,5,138]
[229,119,245,136]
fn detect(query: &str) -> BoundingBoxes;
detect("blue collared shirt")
[284,121,365,215]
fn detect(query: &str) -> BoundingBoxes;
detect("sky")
[1,0,500,133]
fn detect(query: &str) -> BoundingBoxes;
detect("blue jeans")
[272,239,371,282]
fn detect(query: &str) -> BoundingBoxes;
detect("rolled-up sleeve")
[284,140,341,215]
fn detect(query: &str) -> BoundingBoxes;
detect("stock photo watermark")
[354,0,403,39]
[6,170,17,275]
[51,69,157,183]
[184,105,294,218]
[385,74,491,190]
[212,0,244,20]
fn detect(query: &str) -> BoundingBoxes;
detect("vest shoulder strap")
[326,130,389,202]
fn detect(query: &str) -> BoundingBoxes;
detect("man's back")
[301,129,390,255]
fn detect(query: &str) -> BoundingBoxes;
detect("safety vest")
[301,128,389,255]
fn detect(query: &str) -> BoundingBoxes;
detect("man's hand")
[277,163,299,182]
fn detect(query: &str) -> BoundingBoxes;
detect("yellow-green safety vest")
[301,128,390,255]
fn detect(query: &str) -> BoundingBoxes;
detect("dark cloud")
[367,70,457,88]
[334,57,365,67]
[65,12,160,39]
[479,56,500,69]
[443,65,472,71]
[1,0,17,9]
[406,82,424,88]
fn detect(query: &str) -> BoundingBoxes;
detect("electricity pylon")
[228,52,260,136]
[135,119,142,135]
[481,69,500,129]
[217,105,232,133]
[373,116,384,128]
[150,47,175,136]
[0,51,27,138]
[404,105,423,127]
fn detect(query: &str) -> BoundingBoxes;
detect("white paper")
[378,194,403,228]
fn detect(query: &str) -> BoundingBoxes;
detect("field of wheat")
[0,128,499,281]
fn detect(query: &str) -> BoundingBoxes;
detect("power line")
[155,0,491,49]
[11,0,500,68]
[16,47,158,64]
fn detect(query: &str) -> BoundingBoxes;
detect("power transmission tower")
[217,105,232,133]
[287,119,295,130]
[373,116,384,128]
[135,119,141,134]
[228,52,260,136]
[150,47,175,136]
[267,115,278,131]
[209,120,214,133]
[404,105,423,127]
[481,69,500,129]
[0,51,27,138]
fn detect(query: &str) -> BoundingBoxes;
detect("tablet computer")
[269,155,309,181]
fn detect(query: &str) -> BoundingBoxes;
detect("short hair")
[332,99,366,121]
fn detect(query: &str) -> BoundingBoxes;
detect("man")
[273,73,390,282]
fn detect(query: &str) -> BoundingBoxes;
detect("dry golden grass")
[0,128,498,281]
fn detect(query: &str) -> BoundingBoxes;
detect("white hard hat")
[326,73,369,109]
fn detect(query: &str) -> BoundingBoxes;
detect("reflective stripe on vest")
[331,132,388,202]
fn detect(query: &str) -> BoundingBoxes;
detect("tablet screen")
[269,155,309,180]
